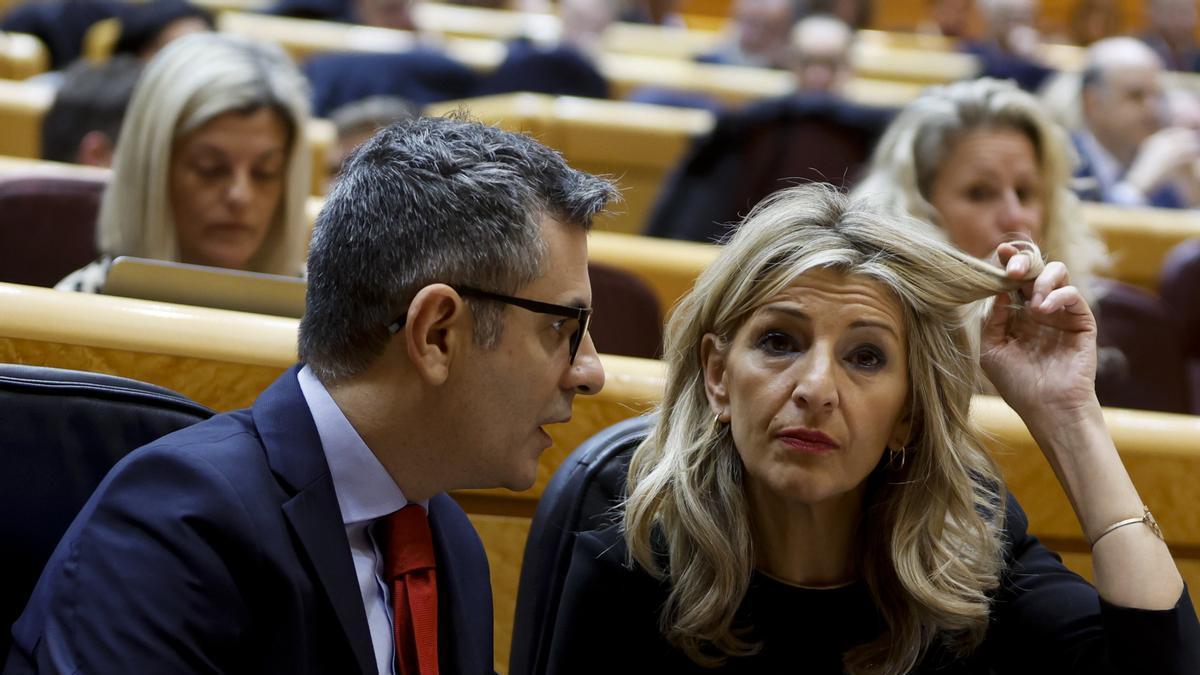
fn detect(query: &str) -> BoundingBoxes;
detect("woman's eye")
[253,165,284,182]
[551,318,568,334]
[756,330,798,355]
[191,163,226,179]
[965,185,992,201]
[848,346,886,370]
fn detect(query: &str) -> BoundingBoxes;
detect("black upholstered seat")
[0,364,213,655]
[509,415,653,675]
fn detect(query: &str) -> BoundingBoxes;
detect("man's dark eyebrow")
[759,306,900,339]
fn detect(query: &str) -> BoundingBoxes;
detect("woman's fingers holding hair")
[1028,261,1070,308]
[1037,284,1088,316]
[996,241,1035,279]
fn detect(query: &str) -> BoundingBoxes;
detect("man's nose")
[565,333,605,395]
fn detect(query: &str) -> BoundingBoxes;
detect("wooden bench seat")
[216,10,930,110]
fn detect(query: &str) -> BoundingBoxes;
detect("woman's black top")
[544,498,1200,674]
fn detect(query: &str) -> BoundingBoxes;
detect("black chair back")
[0,364,213,655]
[0,176,103,287]
[509,415,653,675]
[645,94,894,242]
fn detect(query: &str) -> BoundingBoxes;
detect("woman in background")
[854,76,1192,413]
[57,32,311,293]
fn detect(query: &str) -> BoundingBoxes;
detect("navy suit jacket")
[1071,131,1186,209]
[5,366,494,674]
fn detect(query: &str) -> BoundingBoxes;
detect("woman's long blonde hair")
[624,184,1043,674]
[96,32,311,276]
[853,77,1107,300]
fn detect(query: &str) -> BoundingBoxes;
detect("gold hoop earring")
[888,446,906,470]
[712,413,726,435]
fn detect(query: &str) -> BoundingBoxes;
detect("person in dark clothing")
[112,0,213,60]
[960,0,1054,91]
[41,55,141,166]
[545,184,1200,674]
[479,0,614,99]
[0,0,121,69]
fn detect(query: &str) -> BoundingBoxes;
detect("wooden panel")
[464,513,532,675]
[589,230,718,314]
[0,337,285,411]
[0,32,48,80]
[427,93,713,233]
[0,78,53,158]
[1082,202,1200,290]
[219,11,929,110]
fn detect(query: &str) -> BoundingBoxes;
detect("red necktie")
[384,504,439,675]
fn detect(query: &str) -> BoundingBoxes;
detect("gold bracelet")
[1089,506,1164,549]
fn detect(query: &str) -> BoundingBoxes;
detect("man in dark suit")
[5,116,615,674]
[1073,37,1200,209]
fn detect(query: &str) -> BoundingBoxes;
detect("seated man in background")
[111,0,214,60]
[697,0,801,70]
[1075,36,1200,208]
[789,13,853,94]
[40,55,141,167]
[7,115,615,673]
[326,95,419,185]
[479,0,616,99]
[961,0,1055,91]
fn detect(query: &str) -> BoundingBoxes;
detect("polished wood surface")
[426,93,713,234]
[1081,202,1200,290]
[218,11,931,110]
[0,32,48,80]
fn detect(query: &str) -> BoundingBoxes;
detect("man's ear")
[700,333,730,421]
[75,131,114,167]
[403,284,469,386]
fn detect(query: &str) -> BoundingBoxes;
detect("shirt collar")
[297,365,419,524]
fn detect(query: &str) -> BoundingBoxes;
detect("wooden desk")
[0,32,48,80]
[217,11,929,110]
[408,4,979,84]
[1082,203,1200,290]
[0,77,335,196]
[426,93,713,235]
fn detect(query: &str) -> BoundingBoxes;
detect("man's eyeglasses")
[386,285,593,364]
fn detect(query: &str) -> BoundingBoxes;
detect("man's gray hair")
[299,115,618,382]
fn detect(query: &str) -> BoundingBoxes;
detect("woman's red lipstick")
[777,428,840,454]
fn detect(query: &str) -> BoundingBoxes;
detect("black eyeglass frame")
[386,285,593,364]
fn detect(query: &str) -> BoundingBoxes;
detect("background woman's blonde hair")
[624,184,1043,674]
[853,77,1106,300]
[96,32,311,276]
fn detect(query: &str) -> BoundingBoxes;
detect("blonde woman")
[854,77,1107,300]
[545,185,1198,674]
[853,77,1192,414]
[56,32,311,293]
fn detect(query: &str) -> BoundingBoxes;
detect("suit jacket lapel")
[430,494,492,674]
[255,366,378,675]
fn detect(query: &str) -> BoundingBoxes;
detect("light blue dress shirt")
[297,365,427,675]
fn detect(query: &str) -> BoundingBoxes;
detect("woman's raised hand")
[980,242,1099,425]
